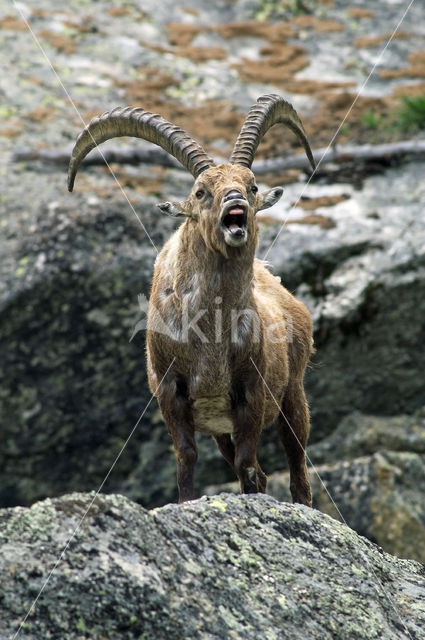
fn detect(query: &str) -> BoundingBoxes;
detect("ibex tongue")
[226,207,246,235]
[229,223,245,236]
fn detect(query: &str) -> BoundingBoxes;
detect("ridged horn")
[68,106,214,191]
[230,94,315,171]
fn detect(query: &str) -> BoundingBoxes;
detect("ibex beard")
[68,94,316,506]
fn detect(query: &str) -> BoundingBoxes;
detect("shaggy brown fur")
[147,164,313,504]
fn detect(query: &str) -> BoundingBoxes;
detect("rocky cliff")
[1,0,425,569]
[1,493,424,640]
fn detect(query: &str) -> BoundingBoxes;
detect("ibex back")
[68,94,316,506]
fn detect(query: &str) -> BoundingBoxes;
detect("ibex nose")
[223,190,244,202]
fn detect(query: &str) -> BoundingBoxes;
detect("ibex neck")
[177,223,255,305]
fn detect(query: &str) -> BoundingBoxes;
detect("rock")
[268,451,425,564]
[2,0,425,514]
[3,161,425,508]
[206,409,425,562]
[261,160,425,440]
[1,492,424,640]
[307,407,425,465]
[0,196,160,508]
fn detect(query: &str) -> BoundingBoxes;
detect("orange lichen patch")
[30,9,51,18]
[216,21,295,42]
[37,29,76,54]
[140,41,171,55]
[285,78,356,96]
[77,180,115,199]
[354,31,410,48]
[143,41,227,62]
[113,72,245,153]
[80,108,104,124]
[0,15,27,30]
[0,122,25,137]
[158,101,244,150]
[380,50,425,79]
[258,213,336,229]
[298,91,394,149]
[293,194,349,210]
[234,44,309,87]
[107,7,131,17]
[322,91,393,121]
[119,69,177,98]
[24,76,43,85]
[257,214,284,226]
[25,106,56,123]
[347,8,375,19]
[293,16,344,32]
[176,45,227,62]
[167,23,205,46]
[259,43,305,60]
[112,167,167,196]
[392,82,425,98]
[287,214,336,228]
[62,18,96,34]
[258,170,303,186]
[167,20,296,49]
[181,7,200,16]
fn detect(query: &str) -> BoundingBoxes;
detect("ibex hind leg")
[232,422,268,495]
[277,381,312,507]
[214,434,236,471]
[215,433,266,493]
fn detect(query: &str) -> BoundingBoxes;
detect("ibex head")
[68,94,315,252]
[158,163,284,253]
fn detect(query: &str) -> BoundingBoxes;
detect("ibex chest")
[192,396,233,435]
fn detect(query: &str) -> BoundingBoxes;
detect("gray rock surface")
[268,451,425,564]
[260,160,425,438]
[1,0,425,512]
[206,409,425,562]
[308,406,425,464]
[1,492,424,640]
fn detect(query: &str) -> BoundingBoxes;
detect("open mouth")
[221,201,248,245]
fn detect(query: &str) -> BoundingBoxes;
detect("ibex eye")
[196,189,205,199]
[251,185,258,194]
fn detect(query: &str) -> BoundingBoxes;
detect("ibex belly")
[193,396,233,435]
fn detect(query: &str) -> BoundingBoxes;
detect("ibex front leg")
[158,379,197,503]
[231,378,267,494]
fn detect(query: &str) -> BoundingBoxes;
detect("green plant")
[396,94,425,132]
[339,123,351,137]
[361,110,382,130]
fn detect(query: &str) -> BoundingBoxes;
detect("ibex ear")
[157,201,186,218]
[257,187,284,212]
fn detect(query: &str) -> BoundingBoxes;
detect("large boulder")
[268,451,425,563]
[1,0,425,516]
[261,160,425,440]
[307,407,425,464]
[0,196,158,507]
[206,408,425,562]
[1,492,424,639]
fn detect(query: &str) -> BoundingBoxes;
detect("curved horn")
[68,106,214,191]
[229,94,315,171]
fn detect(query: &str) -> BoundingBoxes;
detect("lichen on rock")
[1,492,424,639]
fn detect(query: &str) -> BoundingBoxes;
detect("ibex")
[68,94,316,506]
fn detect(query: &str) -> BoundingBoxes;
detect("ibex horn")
[68,106,214,191]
